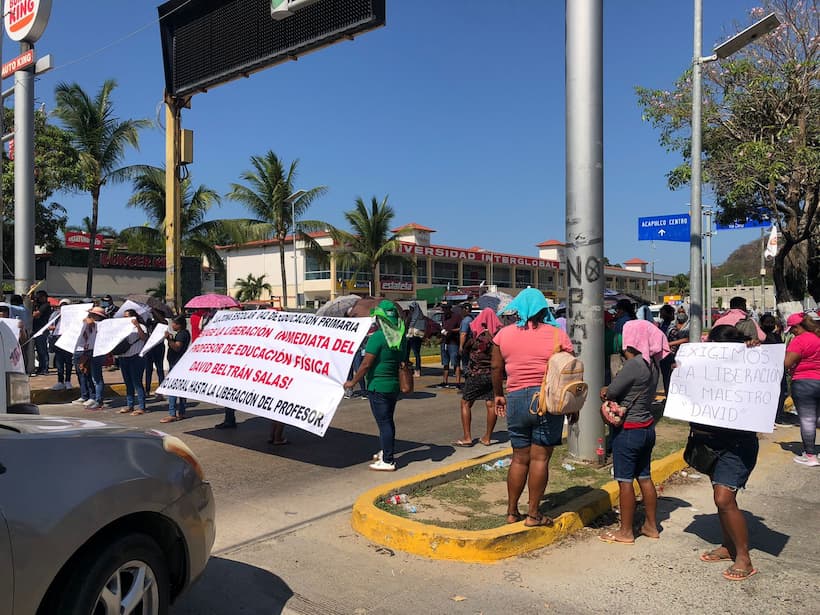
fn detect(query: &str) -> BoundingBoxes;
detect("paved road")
[39,384,820,615]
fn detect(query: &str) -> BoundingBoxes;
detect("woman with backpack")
[491,289,575,527]
[599,319,669,545]
[115,309,149,416]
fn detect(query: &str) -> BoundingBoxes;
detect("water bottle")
[343,387,353,399]
[403,504,417,513]
[596,437,605,465]
[386,494,408,505]
[494,458,511,468]
[562,462,575,472]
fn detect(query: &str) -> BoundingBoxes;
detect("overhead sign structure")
[1,50,34,79]
[4,0,52,42]
[715,217,772,230]
[637,214,691,242]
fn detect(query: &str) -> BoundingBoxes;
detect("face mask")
[101,301,110,307]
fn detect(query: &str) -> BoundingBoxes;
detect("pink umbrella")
[185,293,241,309]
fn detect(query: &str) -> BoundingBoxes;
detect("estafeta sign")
[4,0,52,42]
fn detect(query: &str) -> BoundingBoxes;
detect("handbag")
[683,429,721,474]
[600,361,656,427]
[398,362,414,394]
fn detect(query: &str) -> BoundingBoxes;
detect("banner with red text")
[155,310,371,436]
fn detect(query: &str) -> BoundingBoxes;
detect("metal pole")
[760,226,765,313]
[689,0,704,342]
[566,0,605,461]
[14,42,34,298]
[292,200,298,308]
[704,207,712,329]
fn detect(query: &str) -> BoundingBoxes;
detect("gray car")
[0,415,215,615]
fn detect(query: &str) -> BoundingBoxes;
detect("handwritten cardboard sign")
[93,318,140,357]
[156,310,371,436]
[54,304,94,353]
[663,342,785,433]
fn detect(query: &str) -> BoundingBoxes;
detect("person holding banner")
[162,315,191,423]
[73,307,106,408]
[144,309,167,398]
[695,325,762,581]
[344,300,407,472]
[783,313,820,467]
[599,319,668,545]
[115,309,149,416]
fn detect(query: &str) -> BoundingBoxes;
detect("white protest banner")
[54,304,94,353]
[140,323,168,357]
[663,342,786,433]
[31,311,60,339]
[0,318,21,341]
[93,318,137,356]
[0,322,24,373]
[156,310,372,436]
[114,299,152,320]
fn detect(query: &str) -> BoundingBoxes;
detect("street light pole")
[689,2,779,341]
[285,190,307,310]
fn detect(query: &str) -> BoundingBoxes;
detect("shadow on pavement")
[684,512,790,557]
[172,556,292,614]
[775,440,802,454]
[184,418,456,469]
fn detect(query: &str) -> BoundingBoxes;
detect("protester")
[661,308,689,396]
[599,319,669,545]
[456,302,474,389]
[405,301,427,377]
[163,315,191,423]
[114,309,149,416]
[436,301,462,388]
[49,299,74,391]
[783,313,820,467]
[73,307,107,409]
[713,296,765,342]
[453,307,502,447]
[31,290,52,376]
[344,300,407,471]
[695,325,762,581]
[759,313,789,426]
[658,304,675,335]
[491,288,575,526]
[612,298,636,334]
[101,294,118,318]
[268,420,288,445]
[144,308,167,398]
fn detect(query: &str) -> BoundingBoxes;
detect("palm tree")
[118,165,244,274]
[146,280,167,301]
[328,195,413,295]
[66,216,118,240]
[53,80,151,297]
[670,273,690,296]
[234,273,272,302]
[227,151,327,309]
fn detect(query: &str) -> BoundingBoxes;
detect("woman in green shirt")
[345,300,407,471]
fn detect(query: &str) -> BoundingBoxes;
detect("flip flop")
[118,408,133,414]
[506,512,525,524]
[452,440,474,447]
[130,409,145,416]
[723,567,758,581]
[700,549,733,563]
[524,514,554,528]
[159,416,179,423]
[598,530,634,545]
[479,439,497,446]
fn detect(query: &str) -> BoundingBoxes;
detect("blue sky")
[24,0,771,276]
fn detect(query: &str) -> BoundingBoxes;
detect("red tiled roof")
[536,239,565,247]
[624,258,649,265]
[216,230,332,251]
[392,222,436,233]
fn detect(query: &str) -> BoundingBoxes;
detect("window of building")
[537,271,554,291]
[416,257,428,284]
[493,265,511,286]
[463,263,486,286]
[305,253,330,280]
[379,260,412,282]
[515,268,533,288]
[432,261,458,286]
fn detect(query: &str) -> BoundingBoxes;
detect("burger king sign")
[4,0,51,43]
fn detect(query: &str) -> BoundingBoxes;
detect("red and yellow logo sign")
[4,0,51,43]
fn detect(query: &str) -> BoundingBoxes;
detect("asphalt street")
[38,378,820,615]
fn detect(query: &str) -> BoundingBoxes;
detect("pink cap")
[784,313,804,332]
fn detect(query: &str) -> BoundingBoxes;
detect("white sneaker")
[369,459,396,472]
[83,399,97,408]
[50,382,65,391]
[372,450,383,461]
[85,400,101,410]
[63,382,73,390]
[72,397,88,405]
[793,453,820,467]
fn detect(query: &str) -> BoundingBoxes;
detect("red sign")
[65,231,105,250]
[7,138,13,161]
[397,242,560,270]
[99,253,166,270]
[1,49,34,79]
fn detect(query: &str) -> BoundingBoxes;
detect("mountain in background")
[712,238,771,287]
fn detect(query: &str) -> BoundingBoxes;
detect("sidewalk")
[28,366,157,406]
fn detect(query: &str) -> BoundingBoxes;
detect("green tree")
[226,151,327,309]
[328,195,414,295]
[146,280,167,301]
[53,79,151,297]
[636,0,820,302]
[234,273,272,302]
[670,273,690,296]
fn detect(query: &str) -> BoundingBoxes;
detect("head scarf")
[622,319,670,364]
[470,307,503,337]
[501,288,557,328]
[407,301,425,329]
[371,300,405,350]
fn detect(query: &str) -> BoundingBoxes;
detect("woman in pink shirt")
[784,313,820,467]
[492,289,575,527]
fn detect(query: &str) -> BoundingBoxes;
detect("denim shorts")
[711,436,759,491]
[441,343,459,369]
[612,425,656,482]
[506,386,565,449]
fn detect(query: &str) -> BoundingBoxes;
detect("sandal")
[700,548,733,563]
[598,529,634,544]
[524,514,554,528]
[506,512,525,524]
[130,409,145,416]
[722,566,758,581]
[452,439,474,447]
[160,416,179,423]
[118,407,133,414]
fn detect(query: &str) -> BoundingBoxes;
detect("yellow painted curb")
[351,448,686,563]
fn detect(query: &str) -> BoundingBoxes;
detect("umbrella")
[347,297,404,319]
[185,293,241,310]
[478,291,514,314]
[316,295,362,317]
[125,294,174,317]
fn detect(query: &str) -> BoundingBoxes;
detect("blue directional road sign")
[637,213,691,242]
[715,217,772,230]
